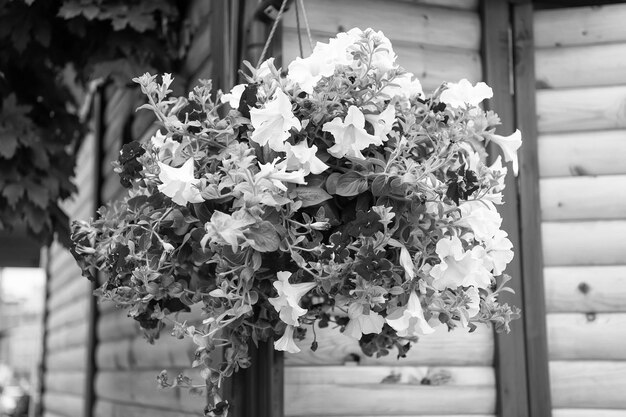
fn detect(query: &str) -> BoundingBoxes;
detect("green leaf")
[24,180,50,208]
[335,171,369,197]
[293,186,332,208]
[2,183,23,206]
[244,221,280,252]
[0,131,18,159]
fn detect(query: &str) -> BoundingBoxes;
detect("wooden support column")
[512,3,552,416]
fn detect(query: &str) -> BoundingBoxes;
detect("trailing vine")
[0,0,190,246]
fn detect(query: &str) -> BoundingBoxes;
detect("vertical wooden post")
[512,3,552,416]
[481,2,531,417]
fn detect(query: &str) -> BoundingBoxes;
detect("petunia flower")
[287,55,336,94]
[274,325,301,353]
[202,210,256,252]
[483,229,514,275]
[430,236,492,290]
[268,271,317,326]
[364,105,395,141]
[151,130,181,162]
[250,89,301,152]
[157,158,204,206]
[283,142,328,175]
[488,129,522,176]
[385,291,435,337]
[457,200,502,242]
[220,83,247,109]
[459,286,481,328]
[323,106,382,159]
[343,302,385,339]
[440,79,493,108]
[380,72,423,101]
[256,159,307,191]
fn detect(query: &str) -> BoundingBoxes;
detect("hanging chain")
[294,0,304,57]
[298,0,314,52]
[257,0,290,67]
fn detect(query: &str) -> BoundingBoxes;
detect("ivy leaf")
[2,183,23,206]
[24,180,50,209]
[0,131,18,159]
[335,171,369,197]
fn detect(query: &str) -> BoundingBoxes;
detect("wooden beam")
[512,3,552,416]
[480,2,530,417]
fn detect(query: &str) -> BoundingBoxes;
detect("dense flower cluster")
[71,28,521,416]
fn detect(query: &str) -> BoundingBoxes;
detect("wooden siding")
[534,4,626,416]
[41,131,95,417]
[281,2,492,416]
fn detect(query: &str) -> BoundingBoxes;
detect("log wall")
[534,4,626,416]
[281,2,493,416]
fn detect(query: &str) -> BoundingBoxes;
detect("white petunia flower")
[256,159,307,191]
[202,210,256,252]
[157,158,204,206]
[440,79,493,108]
[343,302,385,339]
[380,72,423,101]
[283,142,328,175]
[323,106,382,159]
[250,89,301,152]
[488,129,522,176]
[151,130,181,162]
[268,271,317,326]
[364,104,395,141]
[274,325,301,353]
[459,286,481,328]
[385,291,435,337]
[430,236,492,290]
[287,55,336,94]
[483,229,514,275]
[220,83,247,109]
[457,200,502,242]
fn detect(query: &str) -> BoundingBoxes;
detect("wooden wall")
[534,4,626,417]
[281,1,495,416]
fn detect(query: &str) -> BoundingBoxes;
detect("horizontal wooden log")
[553,410,626,417]
[42,412,67,417]
[282,33,481,93]
[45,345,87,371]
[399,0,478,10]
[289,415,493,417]
[547,313,626,360]
[542,221,626,266]
[48,275,91,311]
[95,370,206,413]
[540,175,626,221]
[544,266,626,313]
[534,4,626,48]
[550,361,626,409]
[285,324,493,366]
[282,0,481,50]
[96,336,196,371]
[285,383,495,416]
[44,371,85,396]
[536,86,626,133]
[536,43,626,89]
[47,296,90,331]
[42,391,83,417]
[538,130,626,178]
[47,320,88,351]
[285,365,495,386]
[94,399,201,417]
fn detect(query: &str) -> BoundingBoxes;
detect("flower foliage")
[72,28,520,415]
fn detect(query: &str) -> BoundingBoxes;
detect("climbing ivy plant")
[0,0,190,246]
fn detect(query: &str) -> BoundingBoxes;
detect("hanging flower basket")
[71,27,521,416]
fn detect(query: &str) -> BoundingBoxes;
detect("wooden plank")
[96,337,196,371]
[46,345,87,371]
[540,175,626,221]
[48,275,91,310]
[513,4,552,417]
[550,361,626,408]
[399,0,479,10]
[282,29,482,91]
[281,0,481,50]
[547,313,626,361]
[285,365,495,386]
[44,371,86,396]
[536,86,626,133]
[553,410,626,417]
[284,384,495,416]
[47,320,89,350]
[544,266,626,313]
[285,324,493,366]
[42,391,83,417]
[538,130,626,178]
[47,296,90,331]
[95,370,206,413]
[534,4,626,48]
[536,43,626,89]
[542,221,626,266]
[94,399,200,417]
